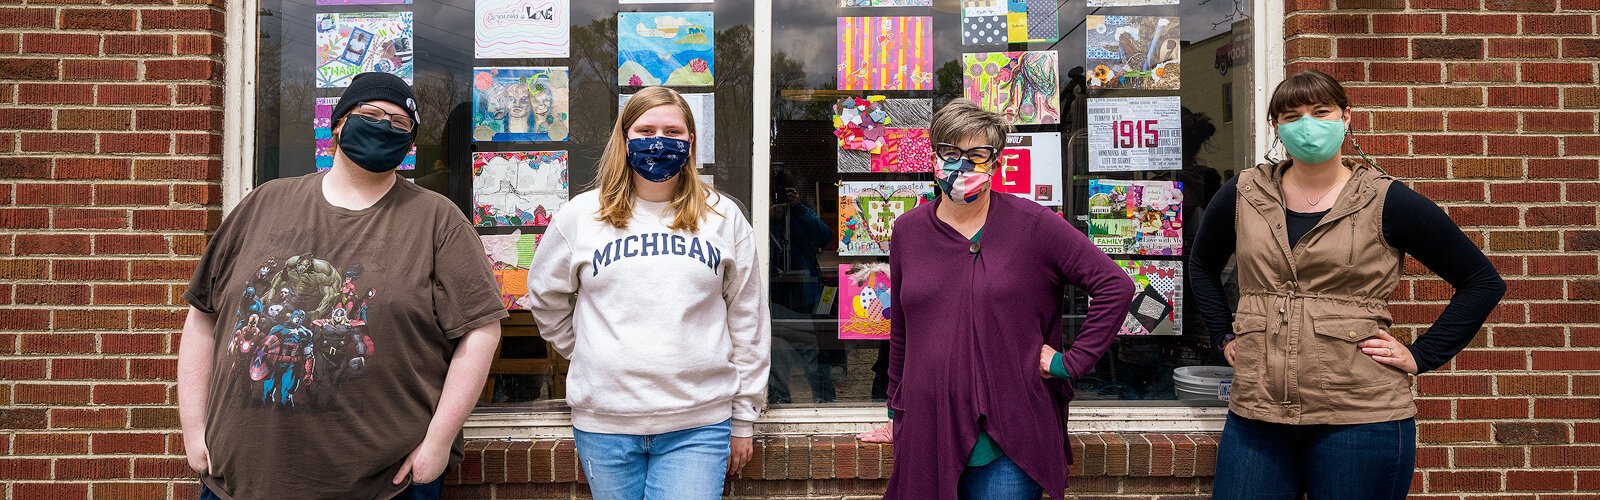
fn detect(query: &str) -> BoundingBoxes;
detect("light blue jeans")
[572,419,731,500]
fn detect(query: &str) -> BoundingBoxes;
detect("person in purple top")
[856,100,1136,499]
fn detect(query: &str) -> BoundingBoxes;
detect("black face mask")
[337,114,413,173]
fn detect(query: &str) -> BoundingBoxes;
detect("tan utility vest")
[1228,160,1416,425]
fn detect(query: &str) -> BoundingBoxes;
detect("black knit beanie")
[331,72,419,131]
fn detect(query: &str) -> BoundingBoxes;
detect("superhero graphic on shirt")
[225,253,376,409]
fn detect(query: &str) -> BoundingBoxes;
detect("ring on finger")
[1386,347,1394,357]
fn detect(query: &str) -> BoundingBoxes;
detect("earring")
[1262,136,1282,167]
[1348,127,1387,174]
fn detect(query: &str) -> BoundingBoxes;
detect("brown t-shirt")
[185,172,507,499]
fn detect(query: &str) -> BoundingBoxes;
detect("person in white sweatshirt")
[525,86,770,500]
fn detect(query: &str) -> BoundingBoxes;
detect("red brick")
[1571,183,1600,202]
[136,109,219,131]
[0,259,48,281]
[1568,230,1600,251]
[1339,37,1410,58]
[1450,62,1519,82]
[0,157,52,179]
[99,132,171,155]
[55,208,130,229]
[20,132,95,153]
[92,383,168,405]
[1532,254,1599,275]
[131,259,194,280]
[13,483,88,498]
[52,358,128,380]
[1415,181,1486,201]
[1489,230,1562,251]
[1488,38,1560,58]
[1487,0,1556,8]
[12,433,89,455]
[131,457,190,479]
[1529,158,1597,179]
[1371,62,1444,83]
[0,207,48,229]
[1490,182,1561,202]
[1455,445,1527,468]
[133,159,219,180]
[54,158,131,180]
[1428,470,1502,492]
[20,33,99,55]
[1562,37,1600,57]
[55,457,131,480]
[1487,134,1557,155]
[1345,86,1409,106]
[140,8,223,31]
[96,84,170,106]
[175,33,221,56]
[1527,205,1596,226]
[1532,302,1600,323]
[1372,13,1443,33]
[1419,375,1495,396]
[1449,111,1519,132]
[145,59,219,81]
[93,483,170,500]
[1415,38,1485,59]
[18,82,94,105]
[175,83,221,106]
[103,34,173,55]
[0,58,58,81]
[102,332,167,355]
[132,208,213,231]
[62,59,139,81]
[1526,111,1596,132]
[55,309,129,330]
[53,258,129,280]
[0,7,55,28]
[1415,134,1485,155]
[1450,157,1522,178]
[1285,37,1333,60]
[1532,446,1600,467]
[60,9,136,31]
[173,183,219,205]
[91,432,165,454]
[1523,62,1594,83]
[1287,13,1370,36]
[14,183,91,205]
[93,234,169,256]
[94,283,168,305]
[15,233,91,256]
[175,133,221,155]
[1522,13,1595,33]
[94,184,170,206]
[1421,421,1494,443]
[1565,86,1600,108]
[1507,470,1575,491]
[1447,13,1521,34]
[58,109,134,131]
[49,408,125,430]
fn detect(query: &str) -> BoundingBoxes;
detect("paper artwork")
[837,16,933,91]
[1087,0,1179,6]
[1114,260,1182,335]
[1086,15,1181,90]
[618,12,715,87]
[472,151,569,227]
[1087,96,1182,172]
[961,0,1057,45]
[315,12,413,88]
[1087,179,1184,256]
[620,93,715,165]
[833,96,933,173]
[472,67,570,143]
[842,0,932,6]
[994,132,1061,206]
[317,0,411,5]
[838,181,935,256]
[839,263,893,340]
[475,0,569,59]
[315,97,415,171]
[481,231,542,310]
[962,51,1060,126]
[620,0,711,3]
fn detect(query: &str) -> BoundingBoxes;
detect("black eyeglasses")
[348,102,415,133]
[934,143,999,170]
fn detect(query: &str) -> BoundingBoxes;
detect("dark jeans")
[1213,411,1416,500]
[200,477,444,500]
[957,455,1044,500]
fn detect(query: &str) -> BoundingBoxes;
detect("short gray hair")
[930,99,1012,148]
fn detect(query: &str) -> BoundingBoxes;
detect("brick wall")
[1286,0,1600,497]
[0,0,225,498]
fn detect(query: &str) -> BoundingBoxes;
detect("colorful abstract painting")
[838,181,935,256]
[994,132,1061,206]
[315,11,413,88]
[1087,96,1183,172]
[1087,179,1184,256]
[962,51,1060,126]
[481,231,542,310]
[618,12,714,87]
[868,129,933,173]
[837,16,933,91]
[839,263,892,340]
[471,67,570,143]
[314,97,415,171]
[842,0,932,5]
[472,151,569,227]
[1113,260,1182,336]
[475,0,569,59]
[834,96,932,172]
[1086,15,1181,90]
[621,92,714,165]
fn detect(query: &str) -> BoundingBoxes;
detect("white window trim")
[221,0,1284,437]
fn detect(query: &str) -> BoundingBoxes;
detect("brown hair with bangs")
[1267,70,1350,122]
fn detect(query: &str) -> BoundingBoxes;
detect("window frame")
[221,0,1284,435]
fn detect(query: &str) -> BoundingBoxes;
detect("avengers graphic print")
[224,253,375,409]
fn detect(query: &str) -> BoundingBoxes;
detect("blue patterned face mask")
[626,136,691,183]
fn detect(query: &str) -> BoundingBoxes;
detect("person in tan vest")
[1190,70,1506,499]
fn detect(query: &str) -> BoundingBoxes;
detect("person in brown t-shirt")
[177,73,508,500]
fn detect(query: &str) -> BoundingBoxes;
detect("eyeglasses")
[934,143,999,171]
[348,102,415,133]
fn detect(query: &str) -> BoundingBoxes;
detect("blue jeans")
[958,455,1044,500]
[1213,412,1416,500]
[572,419,731,500]
[199,477,443,499]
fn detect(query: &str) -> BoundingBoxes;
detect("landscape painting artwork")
[618,12,715,87]
[839,263,893,340]
[481,231,542,310]
[1087,179,1184,256]
[315,11,414,88]
[1113,259,1182,336]
[1086,15,1182,90]
[472,67,571,143]
[472,151,569,227]
[962,51,1061,125]
[474,0,570,59]
[838,181,935,256]
[837,16,933,91]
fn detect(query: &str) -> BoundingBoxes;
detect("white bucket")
[1173,366,1233,401]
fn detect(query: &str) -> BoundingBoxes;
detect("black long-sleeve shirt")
[1188,177,1506,374]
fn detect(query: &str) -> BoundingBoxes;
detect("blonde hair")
[592,86,718,233]
[930,99,1012,148]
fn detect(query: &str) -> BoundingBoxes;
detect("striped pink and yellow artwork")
[836,16,933,91]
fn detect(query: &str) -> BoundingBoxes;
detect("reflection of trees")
[933,59,963,109]
[772,50,831,121]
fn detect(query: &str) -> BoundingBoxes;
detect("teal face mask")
[1276,115,1346,165]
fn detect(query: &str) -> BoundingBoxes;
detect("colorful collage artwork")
[481,231,542,310]
[314,97,415,171]
[1087,179,1184,256]
[618,12,715,87]
[315,11,414,88]
[1114,260,1182,336]
[1086,15,1182,90]
[837,17,933,91]
[962,51,1061,126]
[838,181,935,256]
[318,0,411,4]
[1087,0,1179,6]
[1087,96,1183,172]
[474,0,570,59]
[995,132,1063,207]
[620,93,715,165]
[961,0,1058,45]
[472,151,569,227]
[842,0,932,5]
[833,96,933,173]
[839,263,892,340]
[471,67,571,143]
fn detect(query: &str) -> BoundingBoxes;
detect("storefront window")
[768,0,1255,406]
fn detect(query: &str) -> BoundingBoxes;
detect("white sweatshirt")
[526,190,771,438]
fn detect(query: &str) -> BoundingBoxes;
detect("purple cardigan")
[885,193,1135,499]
